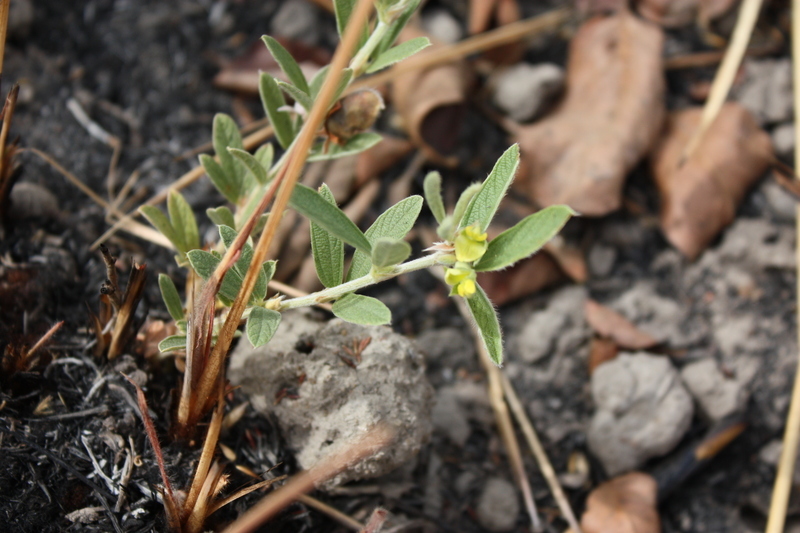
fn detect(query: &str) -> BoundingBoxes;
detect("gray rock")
[229,310,434,488]
[512,286,588,363]
[612,281,701,347]
[431,387,471,447]
[772,123,795,159]
[491,63,564,122]
[761,180,796,222]
[588,243,617,278]
[716,218,795,270]
[588,352,694,476]
[270,0,319,44]
[9,182,61,222]
[421,8,463,44]
[734,59,793,125]
[476,477,520,532]
[759,439,800,485]
[681,358,747,421]
[415,327,476,367]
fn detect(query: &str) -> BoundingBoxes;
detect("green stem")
[279,252,445,310]
[349,20,389,77]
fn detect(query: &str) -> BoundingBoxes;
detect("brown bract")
[585,299,658,350]
[513,12,665,216]
[650,103,772,260]
[391,25,470,165]
[581,472,661,533]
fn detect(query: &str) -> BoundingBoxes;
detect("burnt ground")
[1,0,799,532]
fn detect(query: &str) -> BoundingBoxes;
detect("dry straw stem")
[501,373,583,533]
[764,1,800,530]
[221,425,394,533]
[682,0,764,162]
[296,494,364,531]
[0,0,9,76]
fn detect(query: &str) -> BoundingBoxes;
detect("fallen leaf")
[637,0,738,27]
[650,103,772,260]
[391,25,470,164]
[355,135,415,187]
[581,472,661,533]
[513,12,665,216]
[585,299,658,350]
[477,253,564,306]
[588,336,620,375]
[468,0,524,65]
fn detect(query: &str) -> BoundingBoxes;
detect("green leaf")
[262,260,277,282]
[465,285,504,366]
[378,0,422,55]
[277,80,314,112]
[423,171,445,224]
[246,307,282,348]
[167,190,199,252]
[332,0,357,37]
[159,335,188,353]
[213,114,249,198]
[310,184,345,288]
[289,183,372,254]
[475,205,575,272]
[330,68,354,105]
[254,143,274,173]
[186,249,244,302]
[228,147,268,185]
[367,37,430,74]
[206,206,236,228]
[307,132,382,162]
[259,72,294,149]
[218,225,268,302]
[309,65,329,99]
[371,237,411,268]
[158,274,184,322]
[261,35,310,94]
[332,293,391,325]
[200,154,239,204]
[139,205,179,249]
[461,144,520,232]
[346,195,423,281]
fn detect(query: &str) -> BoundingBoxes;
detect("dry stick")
[90,124,274,250]
[0,0,9,78]
[764,1,800,530]
[221,425,394,533]
[190,0,376,425]
[664,42,780,70]
[500,373,583,533]
[682,0,764,162]
[450,295,542,532]
[296,494,365,531]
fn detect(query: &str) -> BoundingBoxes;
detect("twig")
[500,373,582,533]
[0,0,10,78]
[764,1,800,530]
[297,494,365,531]
[681,0,764,162]
[31,405,109,421]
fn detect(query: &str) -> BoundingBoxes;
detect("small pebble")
[492,63,564,122]
[421,8,463,44]
[476,477,520,532]
[270,0,319,44]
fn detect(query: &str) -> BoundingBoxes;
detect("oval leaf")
[186,249,244,303]
[261,35,310,94]
[159,335,187,353]
[206,206,236,228]
[254,143,274,173]
[277,80,314,112]
[213,114,249,196]
[289,183,372,254]
[461,144,520,232]
[218,225,268,302]
[332,293,391,325]
[423,171,446,224]
[371,237,411,268]
[307,131,381,162]
[367,37,430,74]
[167,190,199,252]
[466,285,504,366]
[140,205,179,250]
[228,147,268,185]
[259,72,294,149]
[246,307,282,348]
[475,205,575,272]
[310,184,345,288]
[200,154,239,204]
[158,274,184,322]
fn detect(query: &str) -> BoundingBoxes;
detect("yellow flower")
[455,278,476,298]
[454,224,488,263]
[445,262,477,298]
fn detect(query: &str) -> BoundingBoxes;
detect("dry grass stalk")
[0,84,19,231]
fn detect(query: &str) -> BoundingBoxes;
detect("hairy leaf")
[466,285,503,366]
[367,37,430,74]
[308,132,382,162]
[346,195,423,281]
[423,171,446,224]
[200,154,239,204]
[333,0,357,37]
[259,72,294,149]
[246,307,282,348]
[332,293,391,325]
[277,80,314,112]
[213,114,250,198]
[206,206,236,229]
[254,143,274,174]
[378,0,422,55]
[228,147,268,185]
[309,65,329,99]
[475,205,575,272]
[289,183,372,254]
[310,184,345,287]
[158,274,184,322]
[167,190,199,252]
[186,249,244,303]
[159,335,188,353]
[140,205,179,250]
[371,237,411,268]
[218,225,268,302]
[461,144,520,232]
[261,35,310,94]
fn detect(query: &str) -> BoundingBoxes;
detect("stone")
[270,0,319,44]
[421,8,463,44]
[588,243,617,278]
[612,281,701,347]
[680,358,747,421]
[476,477,520,532]
[588,352,694,476]
[491,63,565,122]
[734,59,793,125]
[761,180,796,222]
[9,182,61,222]
[415,327,476,368]
[228,310,434,488]
[512,286,588,363]
[772,123,795,159]
[431,387,471,447]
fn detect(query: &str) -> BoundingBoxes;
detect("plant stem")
[279,252,445,310]
[349,20,389,77]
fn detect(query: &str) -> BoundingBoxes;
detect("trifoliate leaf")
[158,274,184,322]
[475,205,575,272]
[332,293,391,325]
[261,35,310,94]
[307,132,382,162]
[461,144,520,232]
[310,184,345,288]
[423,171,446,224]
[289,183,372,254]
[213,114,250,198]
[465,285,503,366]
[259,72,294,149]
[346,195,423,281]
[367,37,430,74]
[371,237,411,268]
[218,225,268,302]
[246,307,282,348]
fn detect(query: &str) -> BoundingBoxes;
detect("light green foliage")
[213,114,253,201]
[218,225,269,302]
[367,37,430,73]
[346,195,423,281]
[461,144,519,232]
[332,293,391,325]
[423,171,445,224]
[310,185,345,288]
[465,285,503,365]
[371,237,411,268]
[227,148,268,185]
[259,72,294,149]
[261,36,310,94]
[158,274,184,322]
[246,307,282,348]
[206,206,235,228]
[139,190,199,264]
[475,205,575,272]
[437,182,482,241]
[376,0,421,52]
[277,81,314,112]
[159,335,188,353]
[254,143,273,172]
[307,132,381,162]
[186,249,244,302]
[289,183,372,254]
[309,65,330,99]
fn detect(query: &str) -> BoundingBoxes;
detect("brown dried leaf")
[391,25,469,164]
[513,12,665,216]
[588,337,620,375]
[355,135,414,187]
[468,0,524,65]
[585,299,658,350]
[637,0,738,27]
[581,472,661,533]
[477,253,564,306]
[651,103,772,260]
